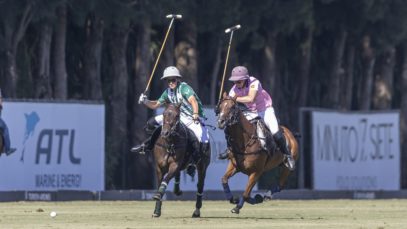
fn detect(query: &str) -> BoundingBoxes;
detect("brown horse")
[151,103,211,218]
[216,93,299,214]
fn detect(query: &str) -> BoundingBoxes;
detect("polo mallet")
[144,14,182,94]
[218,24,241,102]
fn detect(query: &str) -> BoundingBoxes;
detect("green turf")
[0,199,406,228]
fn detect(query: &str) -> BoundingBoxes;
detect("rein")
[219,98,265,156]
[160,107,189,157]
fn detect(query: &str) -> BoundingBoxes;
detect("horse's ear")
[223,92,228,99]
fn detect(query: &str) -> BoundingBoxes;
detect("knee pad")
[145,117,160,133]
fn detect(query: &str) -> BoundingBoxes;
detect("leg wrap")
[245,196,257,205]
[222,183,233,200]
[158,182,168,194]
[196,192,203,209]
[271,184,281,194]
[237,196,245,209]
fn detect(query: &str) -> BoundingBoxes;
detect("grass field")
[1,199,406,229]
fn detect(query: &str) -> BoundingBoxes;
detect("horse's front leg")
[153,163,180,201]
[173,172,183,196]
[152,165,164,218]
[221,161,238,204]
[232,172,263,214]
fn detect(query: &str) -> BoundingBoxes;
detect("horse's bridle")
[217,98,240,127]
[169,119,180,136]
[218,98,263,157]
[160,109,188,157]
[162,114,181,138]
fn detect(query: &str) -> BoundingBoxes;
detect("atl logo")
[20,111,81,164]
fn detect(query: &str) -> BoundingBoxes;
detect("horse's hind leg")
[221,161,238,204]
[173,172,183,196]
[192,158,209,218]
[278,167,291,190]
[232,172,262,214]
[264,167,290,200]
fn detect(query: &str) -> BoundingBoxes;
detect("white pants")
[243,106,279,134]
[154,114,209,143]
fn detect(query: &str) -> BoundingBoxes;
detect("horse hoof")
[152,213,161,218]
[231,207,240,214]
[174,190,183,196]
[152,194,162,201]
[192,210,200,218]
[254,194,264,204]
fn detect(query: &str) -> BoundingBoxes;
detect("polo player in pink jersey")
[218,66,295,171]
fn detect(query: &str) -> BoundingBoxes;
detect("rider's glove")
[138,93,147,104]
[192,113,200,123]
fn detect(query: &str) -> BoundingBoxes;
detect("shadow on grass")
[166,216,324,220]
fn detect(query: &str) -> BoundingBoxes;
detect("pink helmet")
[229,66,249,81]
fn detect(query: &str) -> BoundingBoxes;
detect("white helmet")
[161,66,182,80]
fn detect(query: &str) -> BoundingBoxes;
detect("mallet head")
[225,24,241,33]
[166,14,182,19]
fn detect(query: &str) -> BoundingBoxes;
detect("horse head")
[217,92,240,129]
[161,101,182,139]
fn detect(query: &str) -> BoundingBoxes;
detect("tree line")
[1,0,406,189]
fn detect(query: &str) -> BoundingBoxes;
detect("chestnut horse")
[151,103,211,218]
[216,93,299,214]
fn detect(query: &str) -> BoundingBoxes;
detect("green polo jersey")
[158,82,205,118]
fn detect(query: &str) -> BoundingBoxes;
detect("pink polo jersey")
[228,76,272,112]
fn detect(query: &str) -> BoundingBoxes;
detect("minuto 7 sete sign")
[312,110,400,190]
[0,101,105,191]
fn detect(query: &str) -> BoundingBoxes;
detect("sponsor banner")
[157,107,257,191]
[0,101,105,191]
[312,110,400,190]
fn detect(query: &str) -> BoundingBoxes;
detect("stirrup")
[283,155,295,171]
[130,144,145,155]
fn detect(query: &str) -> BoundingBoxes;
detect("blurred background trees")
[1,0,406,189]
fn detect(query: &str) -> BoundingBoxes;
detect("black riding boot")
[273,130,295,171]
[218,149,230,160]
[218,134,232,160]
[130,117,160,154]
[187,142,210,177]
[130,137,152,154]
